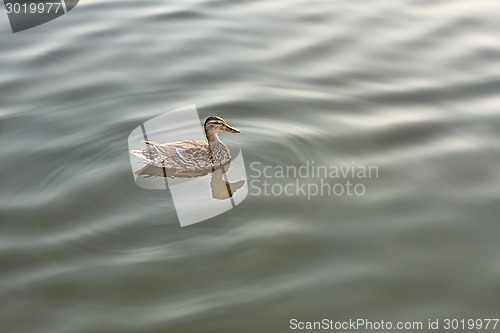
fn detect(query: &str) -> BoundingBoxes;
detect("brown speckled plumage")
[131,116,239,177]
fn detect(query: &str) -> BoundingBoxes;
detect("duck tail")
[131,149,149,161]
[131,140,160,161]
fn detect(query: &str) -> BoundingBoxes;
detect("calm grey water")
[1,0,500,332]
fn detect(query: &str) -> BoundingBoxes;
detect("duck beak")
[224,124,240,133]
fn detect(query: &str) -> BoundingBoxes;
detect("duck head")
[204,116,240,141]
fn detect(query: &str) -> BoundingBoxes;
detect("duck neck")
[205,131,229,164]
[205,130,219,144]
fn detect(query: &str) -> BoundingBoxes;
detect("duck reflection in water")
[135,162,245,200]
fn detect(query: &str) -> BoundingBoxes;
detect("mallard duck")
[131,116,240,177]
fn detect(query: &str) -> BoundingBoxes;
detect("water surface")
[1,0,500,332]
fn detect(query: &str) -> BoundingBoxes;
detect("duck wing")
[132,140,211,169]
[144,140,209,158]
